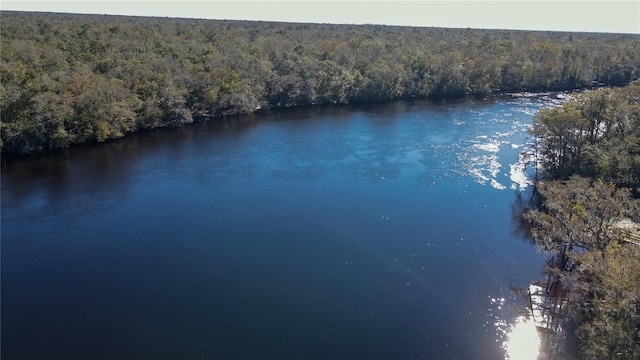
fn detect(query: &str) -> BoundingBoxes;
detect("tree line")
[524,81,640,359]
[2,11,640,156]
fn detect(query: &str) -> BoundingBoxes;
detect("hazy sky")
[2,1,639,34]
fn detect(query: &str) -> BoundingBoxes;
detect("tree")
[525,176,638,253]
[529,102,587,178]
[524,83,640,359]
[529,82,640,183]
[3,11,640,156]
[29,91,72,150]
[567,241,640,360]
[158,85,192,126]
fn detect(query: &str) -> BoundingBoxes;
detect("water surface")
[2,96,559,359]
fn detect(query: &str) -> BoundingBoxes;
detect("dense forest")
[1,11,640,156]
[524,82,640,359]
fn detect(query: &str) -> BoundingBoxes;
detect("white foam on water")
[509,163,530,190]
[457,97,567,191]
[509,151,535,191]
[464,151,506,189]
[468,166,491,184]
[487,157,501,178]
[490,179,506,190]
[495,131,512,138]
[474,141,500,153]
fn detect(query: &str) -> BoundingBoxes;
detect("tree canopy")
[524,83,640,359]
[529,81,640,183]
[2,11,640,156]
[525,176,638,253]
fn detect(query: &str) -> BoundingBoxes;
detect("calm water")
[2,96,560,359]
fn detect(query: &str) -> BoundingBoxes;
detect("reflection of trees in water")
[0,102,390,205]
[509,189,574,360]
[2,137,140,203]
[510,190,537,245]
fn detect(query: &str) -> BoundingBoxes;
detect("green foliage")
[525,177,640,359]
[525,176,638,252]
[529,82,640,183]
[2,11,640,156]
[526,82,640,359]
[568,242,640,359]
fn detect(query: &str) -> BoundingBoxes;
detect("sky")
[1,1,639,34]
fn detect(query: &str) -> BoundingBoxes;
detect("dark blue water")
[1,96,559,359]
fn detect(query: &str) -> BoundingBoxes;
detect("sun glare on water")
[504,316,541,360]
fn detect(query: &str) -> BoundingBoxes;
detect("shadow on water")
[2,139,139,205]
[0,113,267,203]
[0,109,324,211]
[510,190,538,246]
[507,191,581,360]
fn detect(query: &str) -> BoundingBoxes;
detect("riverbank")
[2,11,639,157]
[522,81,640,359]
[0,92,570,163]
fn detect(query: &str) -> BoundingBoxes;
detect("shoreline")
[1,90,576,162]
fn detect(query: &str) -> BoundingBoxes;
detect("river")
[1,95,563,359]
